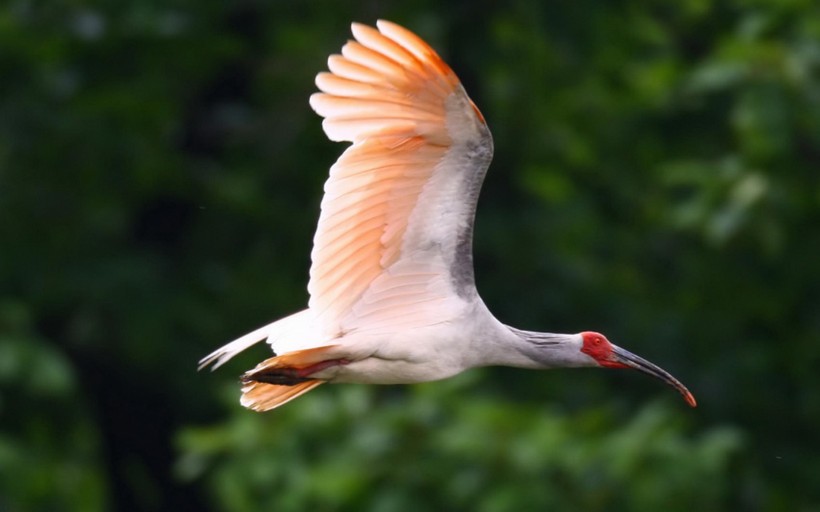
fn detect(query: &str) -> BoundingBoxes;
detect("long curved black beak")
[611,345,697,407]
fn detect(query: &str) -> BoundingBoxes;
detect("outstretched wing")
[308,20,493,337]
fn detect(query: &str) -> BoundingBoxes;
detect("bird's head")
[580,331,697,407]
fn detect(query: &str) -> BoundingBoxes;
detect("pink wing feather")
[307,20,492,335]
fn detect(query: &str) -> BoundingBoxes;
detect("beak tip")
[608,345,697,409]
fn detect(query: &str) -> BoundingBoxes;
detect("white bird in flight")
[200,20,697,411]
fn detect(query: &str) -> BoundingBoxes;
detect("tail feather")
[240,380,324,411]
[238,345,344,411]
[198,309,314,370]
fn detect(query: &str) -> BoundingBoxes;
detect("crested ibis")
[199,20,697,411]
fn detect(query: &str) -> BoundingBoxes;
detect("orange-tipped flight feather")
[308,21,467,332]
[240,380,324,412]
[238,346,343,411]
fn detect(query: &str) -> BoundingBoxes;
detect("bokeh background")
[2,0,819,510]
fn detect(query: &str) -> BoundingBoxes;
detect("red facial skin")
[579,331,697,407]
[580,331,626,368]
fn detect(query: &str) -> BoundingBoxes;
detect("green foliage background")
[2,0,818,510]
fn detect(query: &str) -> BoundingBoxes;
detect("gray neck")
[503,326,594,369]
[462,301,594,370]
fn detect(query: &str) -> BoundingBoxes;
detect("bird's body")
[298,303,584,385]
[200,20,696,411]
